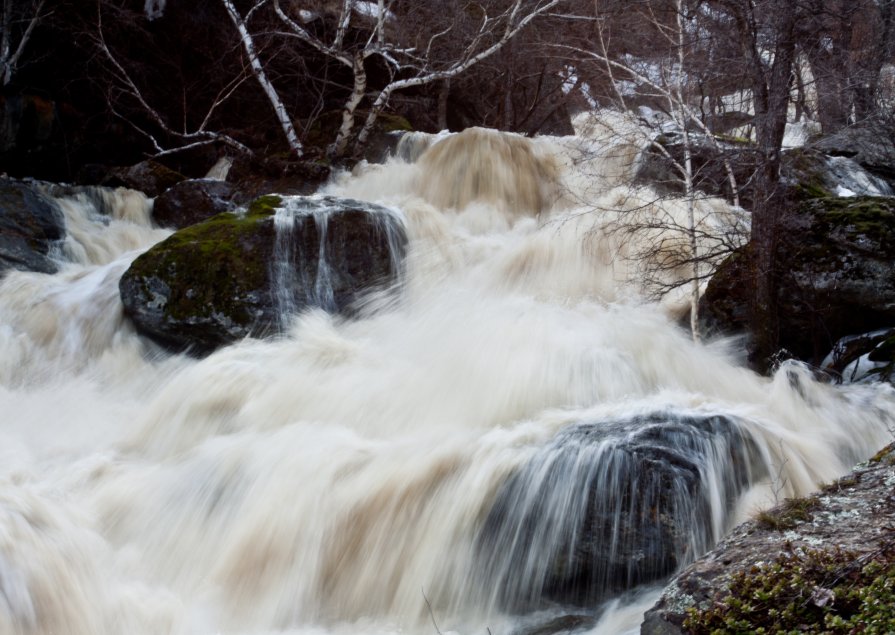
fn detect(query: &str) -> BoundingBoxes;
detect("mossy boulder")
[701,196,895,364]
[119,194,406,353]
[0,178,65,276]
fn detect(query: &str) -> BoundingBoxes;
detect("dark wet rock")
[812,125,895,185]
[641,444,895,634]
[782,147,893,198]
[478,413,765,612]
[637,141,890,206]
[104,160,186,197]
[152,179,239,229]
[635,133,759,204]
[0,178,65,276]
[821,327,895,384]
[701,196,895,364]
[119,194,406,354]
[512,613,596,635]
[226,156,332,199]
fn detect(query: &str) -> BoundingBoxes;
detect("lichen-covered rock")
[152,179,239,229]
[701,196,895,364]
[477,413,764,612]
[119,194,406,353]
[641,444,895,634]
[0,178,65,276]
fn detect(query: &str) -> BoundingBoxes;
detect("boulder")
[642,444,895,634]
[636,141,890,206]
[104,160,185,197]
[476,413,764,612]
[152,179,239,229]
[634,133,759,204]
[701,196,895,364]
[821,327,895,384]
[119,194,406,353]
[0,178,66,276]
[812,124,895,185]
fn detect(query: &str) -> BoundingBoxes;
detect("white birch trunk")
[223,0,303,157]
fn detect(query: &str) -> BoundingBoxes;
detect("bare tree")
[1,0,48,86]
[710,0,799,367]
[551,0,747,340]
[222,0,304,157]
[94,1,253,159]
[269,0,565,158]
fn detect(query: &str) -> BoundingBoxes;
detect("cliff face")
[642,443,895,634]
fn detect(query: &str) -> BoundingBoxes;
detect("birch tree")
[1,0,48,86]
[94,1,253,159]
[222,0,303,157]
[269,0,565,158]
[553,0,746,340]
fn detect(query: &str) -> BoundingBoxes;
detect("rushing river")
[0,117,893,635]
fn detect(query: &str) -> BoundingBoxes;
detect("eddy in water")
[0,119,892,635]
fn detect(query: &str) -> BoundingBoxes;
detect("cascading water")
[271,195,406,321]
[1,118,894,635]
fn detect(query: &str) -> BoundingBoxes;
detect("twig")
[422,588,443,635]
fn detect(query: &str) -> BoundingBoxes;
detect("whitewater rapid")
[0,121,892,635]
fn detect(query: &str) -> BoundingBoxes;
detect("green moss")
[797,197,895,261]
[869,443,895,464]
[247,194,282,217]
[785,148,834,200]
[373,112,412,133]
[754,495,821,531]
[128,208,274,324]
[683,544,895,634]
[821,474,859,493]
[797,181,834,199]
[713,134,753,146]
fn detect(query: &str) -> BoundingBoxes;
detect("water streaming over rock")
[1,120,894,635]
[271,195,406,321]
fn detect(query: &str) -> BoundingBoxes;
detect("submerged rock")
[119,194,406,353]
[0,178,65,276]
[642,444,895,634]
[477,413,764,612]
[701,196,895,364]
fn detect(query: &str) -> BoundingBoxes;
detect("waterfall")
[1,118,894,635]
[271,195,406,322]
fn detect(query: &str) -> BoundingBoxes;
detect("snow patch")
[144,0,166,21]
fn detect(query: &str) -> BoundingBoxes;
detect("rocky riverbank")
[642,442,895,634]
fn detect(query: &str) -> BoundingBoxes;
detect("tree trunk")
[748,1,798,370]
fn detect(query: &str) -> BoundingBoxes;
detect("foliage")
[754,495,821,531]
[683,543,895,634]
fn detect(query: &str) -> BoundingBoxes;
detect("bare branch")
[222,0,303,157]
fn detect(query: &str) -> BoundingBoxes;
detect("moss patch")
[754,495,822,531]
[120,200,282,352]
[683,543,895,634]
[247,194,282,217]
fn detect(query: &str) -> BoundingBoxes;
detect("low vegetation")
[683,543,895,634]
